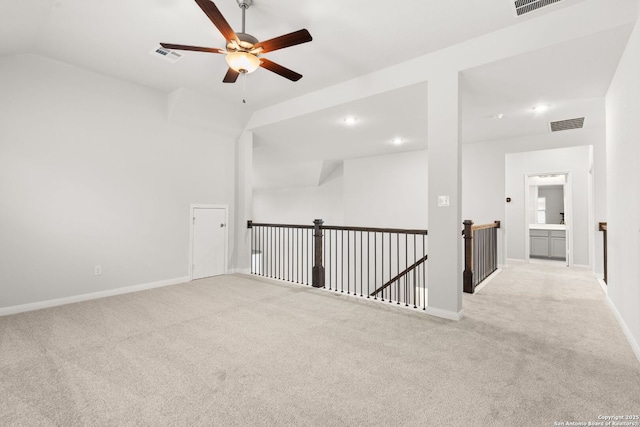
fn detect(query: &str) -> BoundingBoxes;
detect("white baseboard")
[473,268,502,294]
[606,296,640,365]
[0,276,190,317]
[424,306,464,321]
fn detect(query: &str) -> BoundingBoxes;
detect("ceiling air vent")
[149,46,183,63]
[550,117,585,132]
[512,0,564,16]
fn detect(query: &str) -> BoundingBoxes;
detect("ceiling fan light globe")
[225,51,260,74]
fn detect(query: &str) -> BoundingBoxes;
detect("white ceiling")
[0,0,605,112]
[460,23,633,144]
[0,0,637,186]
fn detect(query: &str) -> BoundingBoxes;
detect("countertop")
[529,224,566,230]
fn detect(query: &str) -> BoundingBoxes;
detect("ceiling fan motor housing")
[229,32,259,51]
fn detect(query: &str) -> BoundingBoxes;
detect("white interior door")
[192,207,227,279]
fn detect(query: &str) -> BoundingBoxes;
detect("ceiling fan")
[160,0,312,83]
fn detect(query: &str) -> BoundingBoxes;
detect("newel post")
[463,220,474,294]
[312,219,325,288]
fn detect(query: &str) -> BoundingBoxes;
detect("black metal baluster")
[388,232,391,302]
[322,227,326,289]
[360,231,363,297]
[256,226,260,276]
[380,233,384,301]
[396,233,400,305]
[327,230,332,290]
[481,229,484,283]
[413,234,417,308]
[288,227,291,282]
[423,234,426,310]
[305,228,308,285]
[367,232,370,298]
[250,225,254,274]
[265,227,268,277]
[347,230,350,294]
[308,227,311,285]
[405,233,408,306]
[334,230,338,292]
[341,230,344,293]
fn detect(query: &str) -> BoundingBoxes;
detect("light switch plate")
[437,196,450,207]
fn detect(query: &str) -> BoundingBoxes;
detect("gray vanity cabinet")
[530,229,566,260]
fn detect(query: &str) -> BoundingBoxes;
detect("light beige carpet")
[1,263,638,426]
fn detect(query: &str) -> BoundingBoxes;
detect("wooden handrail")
[323,225,427,235]
[472,221,501,231]
[369,254,429,297]
[248,220,427,235]
[248,221,313,229]
[463,221,501,235]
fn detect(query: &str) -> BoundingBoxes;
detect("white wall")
[605,14,640,360]
[506,146,591,265]
[254,149,430,230]
[344,150,428,229]
[462,125,606,269]
[232,131,253,273]
[252,165,344,226]
[0,54,235,308]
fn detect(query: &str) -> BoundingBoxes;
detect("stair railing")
[463,220,500,294]
[599,222,607,284]
[248,219,428,310]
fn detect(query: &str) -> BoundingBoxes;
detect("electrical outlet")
[94,265,102,276]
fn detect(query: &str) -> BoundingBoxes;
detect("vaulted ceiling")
[1,0,637,185]
[0,0,552,110]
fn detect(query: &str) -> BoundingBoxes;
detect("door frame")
[189,204,229,281]
[523,172,573,266]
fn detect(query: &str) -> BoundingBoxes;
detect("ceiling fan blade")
[254,29,312,54]
[160,43,225,54]
[259,58,303,82]
[194,0,238,43]
[223,68,240,83]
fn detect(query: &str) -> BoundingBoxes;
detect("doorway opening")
[524,173,572,266]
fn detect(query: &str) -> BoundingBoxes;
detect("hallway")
[461,262,640,423]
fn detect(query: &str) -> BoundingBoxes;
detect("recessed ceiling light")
[492,113,504,119]
[532,104,550,112]
[343,116,358,125]
[391,137,403,145]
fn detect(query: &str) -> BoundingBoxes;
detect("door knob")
[220,224,226,228]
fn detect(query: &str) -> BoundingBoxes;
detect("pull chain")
[242,72,247,104]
